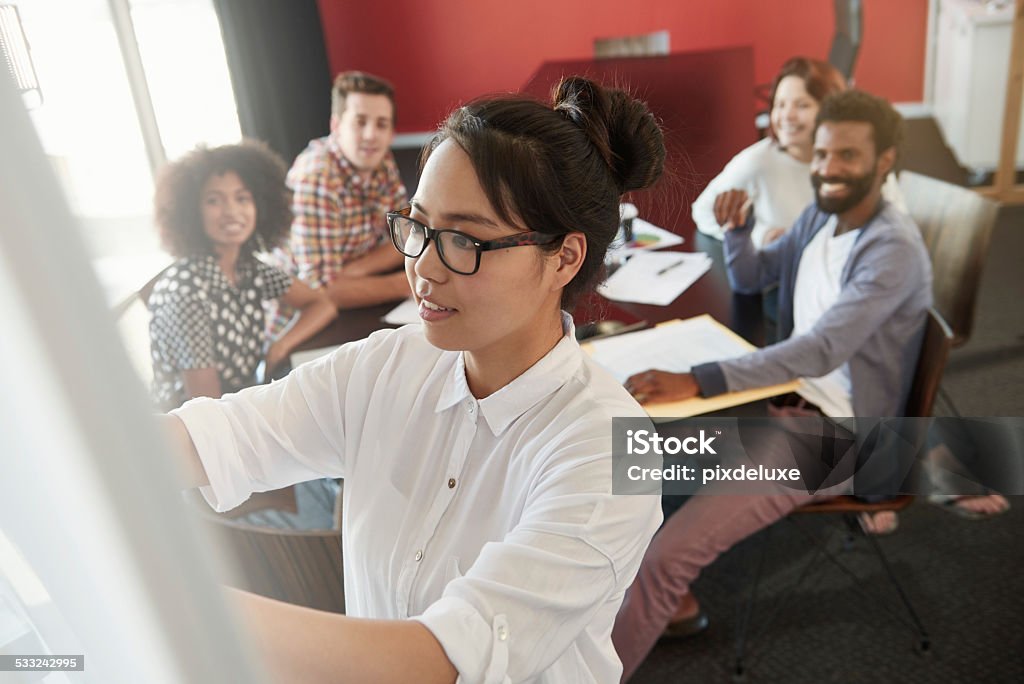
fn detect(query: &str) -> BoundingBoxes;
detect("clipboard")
[584,315,800,419]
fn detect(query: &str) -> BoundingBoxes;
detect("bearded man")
[613,90,934,681]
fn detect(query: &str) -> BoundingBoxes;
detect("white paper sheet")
[588,316,750,383]
[383,297,421,325]
[598,251,711,306]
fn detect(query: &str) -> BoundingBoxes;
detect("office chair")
[188,483,346,614]
[899,171,999,348]
[732,309,953,681]
[900,170,999,417]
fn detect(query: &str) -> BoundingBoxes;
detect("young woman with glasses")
[160,76,666,683]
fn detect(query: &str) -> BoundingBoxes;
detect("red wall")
[316,0,928,133]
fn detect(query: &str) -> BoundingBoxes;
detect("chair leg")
[788,515,929,640]
[860,530,932,654]
[734,522,837,680]
[841,513,860,549]
[733,510,932,680]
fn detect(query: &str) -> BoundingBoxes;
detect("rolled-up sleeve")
[171,342,357,511]
[175,400,251,511]
[416,597,512,684]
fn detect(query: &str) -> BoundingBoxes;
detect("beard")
[812,167,878,215]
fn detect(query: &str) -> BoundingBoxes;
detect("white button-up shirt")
[173,319,662,683]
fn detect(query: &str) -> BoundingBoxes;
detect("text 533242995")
[0,655,84,671]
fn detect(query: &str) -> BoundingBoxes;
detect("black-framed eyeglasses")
[386,207,563,275]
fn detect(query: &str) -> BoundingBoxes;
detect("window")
[12,0,241,304]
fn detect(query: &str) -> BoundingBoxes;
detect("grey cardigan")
[692,201,933,417]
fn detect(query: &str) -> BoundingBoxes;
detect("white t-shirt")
[692,137,907,248]
[792,215,861,417]
[173,318,662,683]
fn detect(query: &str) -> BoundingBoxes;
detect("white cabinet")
[929,0,1024,170]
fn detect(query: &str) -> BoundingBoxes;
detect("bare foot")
[951,494,1010,517]
[858,510,899,535]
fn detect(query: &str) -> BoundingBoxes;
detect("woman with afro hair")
[148,140,335,410]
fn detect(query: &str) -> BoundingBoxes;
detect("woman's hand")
[712,189,751,231]
[265,342,288,377]
[625,370,700,403]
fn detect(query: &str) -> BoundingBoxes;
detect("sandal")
[928,494,1010,520]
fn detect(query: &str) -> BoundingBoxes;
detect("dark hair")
[768,57,847,141]
[419,76,665,307]
[154,140,292,258]
[332,70,396,123]
[816,89,905,170]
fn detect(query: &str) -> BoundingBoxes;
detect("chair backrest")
[899,170,999,347]
[111,263,172,318]
[113,292,154,388]
[138,264,173,306]
[904,308,954,418]
[112,265,173,389]
[191,485,346,614]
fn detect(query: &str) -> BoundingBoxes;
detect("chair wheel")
[732,662,747,683]
[916,636,932,655]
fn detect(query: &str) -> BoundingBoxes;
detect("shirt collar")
[194,253,254,287]
[434,312,582,436]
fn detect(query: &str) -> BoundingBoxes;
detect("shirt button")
[448,478,456,489]
[497,626,508,641]
[414,550,423,562]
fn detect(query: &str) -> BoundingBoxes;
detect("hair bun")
[552,76,665,193]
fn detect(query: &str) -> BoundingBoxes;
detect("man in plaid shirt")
[271,71,410,333]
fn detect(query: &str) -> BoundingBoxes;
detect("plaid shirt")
[276,135,407,287]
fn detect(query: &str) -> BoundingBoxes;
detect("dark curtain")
[212,0,332,163]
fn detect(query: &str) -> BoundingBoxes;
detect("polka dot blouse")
[148,254,291,410]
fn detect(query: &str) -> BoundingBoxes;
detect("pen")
[656,259,685,276]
